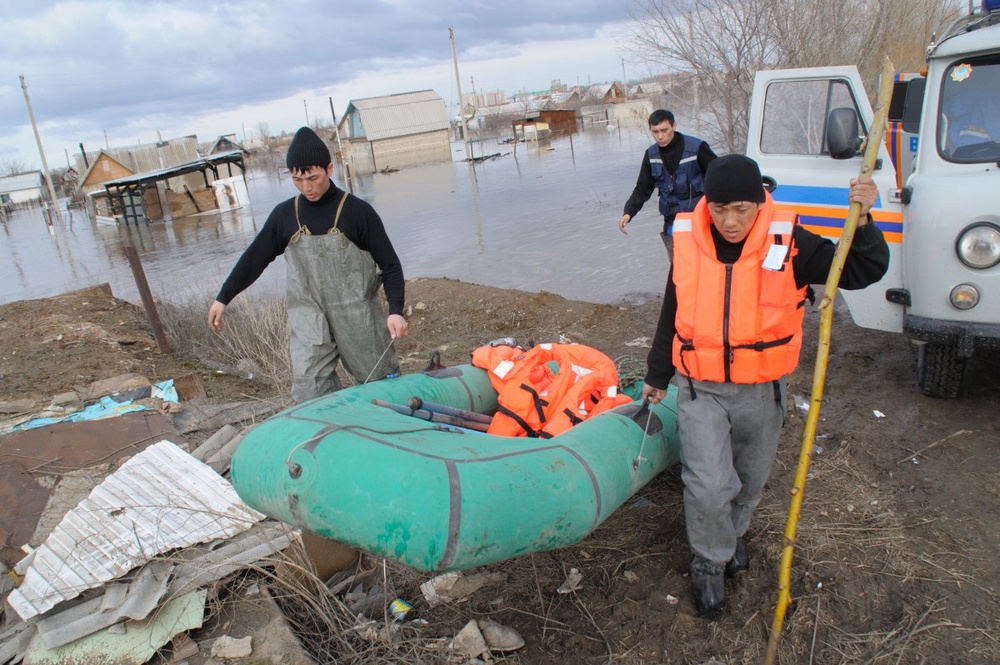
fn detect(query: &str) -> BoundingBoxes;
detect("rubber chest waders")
[285,193,398,402]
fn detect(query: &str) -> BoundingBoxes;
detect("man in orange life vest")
[640,155,888,619]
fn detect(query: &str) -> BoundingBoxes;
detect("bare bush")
[160,292,292,391]
[626,0,961,152]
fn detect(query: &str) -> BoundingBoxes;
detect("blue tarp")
[15,380,178,431]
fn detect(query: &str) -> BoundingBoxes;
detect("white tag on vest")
[762,244,789,271]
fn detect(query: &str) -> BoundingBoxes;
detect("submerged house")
[0,171,45,210]
[77,151,136,220]
[338,90,451,174]
[75,137,246,224]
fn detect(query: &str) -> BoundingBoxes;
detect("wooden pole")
[763,57,895,665]
[19,75,63,227]
[449,27,472,161]
[120,226,171,354]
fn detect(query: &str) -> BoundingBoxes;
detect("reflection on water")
[0,127,673,307]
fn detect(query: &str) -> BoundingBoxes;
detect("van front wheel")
[916,342,966,399]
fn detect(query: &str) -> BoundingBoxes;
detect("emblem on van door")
[950,63,973,82]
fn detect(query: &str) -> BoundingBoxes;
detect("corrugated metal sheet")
[23,588,207,665]
[33,522,295,650]
[348,90,449,141]
[8,440,264,621]
[0,171,44,194]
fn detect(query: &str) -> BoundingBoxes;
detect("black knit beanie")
[703,154,766,205]
[286,127,331,170]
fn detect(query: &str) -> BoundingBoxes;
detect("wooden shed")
[338,90,451,174]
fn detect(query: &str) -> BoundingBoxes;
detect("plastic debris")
[630,496,656,509]
[420,571,507,607]
[794,394,810,414]
[478,618,524,652]
[389,598,411,621]
[450,620,490,659]
[873,409,886,418]
[557,568,583,594]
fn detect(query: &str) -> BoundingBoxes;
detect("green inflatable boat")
[230,364,680,572]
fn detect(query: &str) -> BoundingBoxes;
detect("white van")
[745,4,1000,398]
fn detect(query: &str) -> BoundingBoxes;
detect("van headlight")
[957,223,1000,269]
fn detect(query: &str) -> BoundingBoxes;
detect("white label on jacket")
[762,244,789,271]
[493,360,515,379]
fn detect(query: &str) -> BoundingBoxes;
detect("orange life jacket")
[671,195,807,384]
[471,343,631,437]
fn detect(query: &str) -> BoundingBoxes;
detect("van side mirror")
[827,107,861,159]
[901,78,926,134]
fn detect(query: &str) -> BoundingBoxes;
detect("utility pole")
[621,59,629,100]
[104,129,109,149]
[304,99,309,127]
[449,27,471,160]
[329,97,353,194]
[20,75,63,226]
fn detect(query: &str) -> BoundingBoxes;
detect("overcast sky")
[1,0,644,171]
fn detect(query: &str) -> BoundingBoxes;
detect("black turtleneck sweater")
[216,182,405,315]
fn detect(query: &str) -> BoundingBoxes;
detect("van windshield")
[938,54,1000,162]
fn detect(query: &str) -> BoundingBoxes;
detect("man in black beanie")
[639,154,889,619]
[208,127,408,402]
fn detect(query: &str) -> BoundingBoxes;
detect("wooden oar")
[763,56,896,665]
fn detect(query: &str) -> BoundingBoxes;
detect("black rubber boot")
[725,537,750,577]
[690,557,726,619]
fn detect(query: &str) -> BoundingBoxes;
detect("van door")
[746,66,904,333]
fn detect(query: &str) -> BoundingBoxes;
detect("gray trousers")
[676,376,786,563]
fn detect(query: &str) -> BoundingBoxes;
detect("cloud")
[1,0,635,168]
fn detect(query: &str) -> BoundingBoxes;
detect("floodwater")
[0,126,674,308]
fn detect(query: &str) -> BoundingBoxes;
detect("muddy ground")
[1,278,998,664]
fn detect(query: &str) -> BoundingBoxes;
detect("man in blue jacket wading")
[618,109,717,255]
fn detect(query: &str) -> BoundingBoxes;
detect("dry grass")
[158,290,293,391]
[747,437,982,664]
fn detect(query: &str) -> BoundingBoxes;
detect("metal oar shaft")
[372,399,490,432]
[407,397,494,425]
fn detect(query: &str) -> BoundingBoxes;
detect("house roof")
[0,171,43,193]
[78,151,134,188]
[210,135,244,153]
[99,151,245,192]
[549,91,581,105]
[344,90,449,141]
[583,83,623,100]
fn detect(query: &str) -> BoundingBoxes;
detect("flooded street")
[1,126,672,307]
